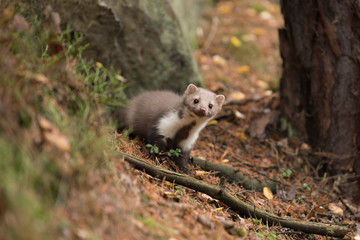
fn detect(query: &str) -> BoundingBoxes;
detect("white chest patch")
[157,110,209,152]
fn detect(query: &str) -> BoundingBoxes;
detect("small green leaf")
[281,168,292,178]
[296,195,306,203]
[153,146,159,154]
[302,183,311,191]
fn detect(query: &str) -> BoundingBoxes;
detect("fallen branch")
[192,156,277,193]
[119,152,349,238]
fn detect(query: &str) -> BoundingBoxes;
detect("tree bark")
[279,0,360,201]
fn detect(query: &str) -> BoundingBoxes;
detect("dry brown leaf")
[263,187,273,200]
[230,91,246,101]
[195,170,210,176]
[34,73,49,84]
[38,116,71,152]
[10,14,30,32]
[300,142,312,152]
[212,55,227,67]
[234,110,246,119]
[307,206,326,218]
[236,65,250,74]
[212,207,224,212]
[328,203,344,216]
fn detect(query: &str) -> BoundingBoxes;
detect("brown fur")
[121,84,225,172]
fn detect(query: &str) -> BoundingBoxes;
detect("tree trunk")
[279,0,360,202]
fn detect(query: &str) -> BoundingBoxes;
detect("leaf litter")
[116,0,356,239]
[0,1,357,240]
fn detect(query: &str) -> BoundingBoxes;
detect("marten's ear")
[216,95,225,106]
[185,84,198,95]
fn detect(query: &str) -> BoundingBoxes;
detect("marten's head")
[183,84,225,118]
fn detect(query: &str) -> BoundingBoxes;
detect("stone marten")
[121,84,225,171]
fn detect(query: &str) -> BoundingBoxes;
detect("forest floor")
[0,0,357,240]
[114,1,356,239]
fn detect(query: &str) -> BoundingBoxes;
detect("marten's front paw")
[174,156,190,174]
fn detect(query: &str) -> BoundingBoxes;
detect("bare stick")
[119,152,349,238]
[192,156,277,193]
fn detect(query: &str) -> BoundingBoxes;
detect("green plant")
[251,219,278,239]
[302,183,311,191]
[60,28,127,108]
[169,148,181,157]
[296,195,306,203]
[281,168,292,178]
[175,185,186,196]
[146,144,160,155]
[256,231,278,240]
[0,4,126,239]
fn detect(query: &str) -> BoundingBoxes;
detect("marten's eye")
[209,104,213,109]
[194,99,199,104]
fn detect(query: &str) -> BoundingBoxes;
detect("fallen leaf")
[236,65,250,74]
[230,91,246,101]
[165,181,174,187]
[95,62,103,68]
[76,229,89,239]
[1,4,14,23]
[253,27,266,35]
[234,110,246,119]
[300,143,312,152]
[44,5,61,33]
[222,159,229,163]
[245,8,256,17]
[207,119,218,126]
[259,11,274,21]
[263,187,273,200]
[307,206,326,218]
[218,4,231,14]
[212,207,224,211]
[10,14,30,32]
[328,203,344,216]
[235,131,247,140]
[38,116,71,152]
[212,55,227,67]
[230,36,242,47]
[163,191,176,196]
[257,80,269,89]
[116,74,127,83]
[354,223,360,240]
[34,74,49,84]
[242,33,257,42]
[195,170,210,176]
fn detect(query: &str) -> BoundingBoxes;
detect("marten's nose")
[200,107,206,113]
